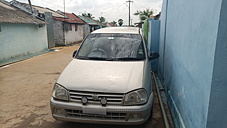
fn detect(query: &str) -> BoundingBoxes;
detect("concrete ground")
[0,44,165,128]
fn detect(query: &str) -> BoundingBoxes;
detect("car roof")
[91,27,141,34]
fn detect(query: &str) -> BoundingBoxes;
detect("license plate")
[82,106,106,115]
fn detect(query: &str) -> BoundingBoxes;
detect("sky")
[9,0,163,25]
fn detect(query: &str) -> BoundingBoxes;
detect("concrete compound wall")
[0,23,48,65]
[158,0,226,128]
[45,12,55,48]
[53,19,64,45]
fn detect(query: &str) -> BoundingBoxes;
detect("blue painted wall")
[0,23,48,65]
[158,0,226,127]
[158,0,167,83]
[206,0,227,127]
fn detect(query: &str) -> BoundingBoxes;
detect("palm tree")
[82,13,95,19]
[134,8,153,21]
[118,19,123,26]
[99,16,106,23]
[111,21,117,26]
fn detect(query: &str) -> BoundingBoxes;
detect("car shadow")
[57,121,148,128]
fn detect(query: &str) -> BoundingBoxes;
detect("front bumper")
[50,92,153,125]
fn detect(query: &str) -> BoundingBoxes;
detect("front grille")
[65,109,127,120]
[69,90,124,105]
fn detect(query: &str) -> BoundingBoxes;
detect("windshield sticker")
[108,37,114,40]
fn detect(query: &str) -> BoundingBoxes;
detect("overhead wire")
[133,1,148,9]
[101,3,126,17]
[101,2,128,22]
[112,5,127,22]
[91,4,123,17]
[25,0,132,22]
[130,2,142,23]
[133,1,158,14]
[101,3,125,13]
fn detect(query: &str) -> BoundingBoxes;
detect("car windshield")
[76,33,145,61]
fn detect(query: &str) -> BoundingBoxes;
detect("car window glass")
[78,40,92,56]
[77,33,145,60]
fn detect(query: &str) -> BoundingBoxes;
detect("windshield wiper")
[77,56,144,61]
[77,56,89,60]
[87,57,107,60]
[115,57,144,61]
[77,56,108,61]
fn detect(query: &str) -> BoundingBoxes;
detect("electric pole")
[126,0,133,26]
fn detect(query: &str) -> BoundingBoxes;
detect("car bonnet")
[57,59,145,93]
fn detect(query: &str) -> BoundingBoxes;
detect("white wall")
[83,24,90,38]
[65,24,84,45]
[0,23,48,65]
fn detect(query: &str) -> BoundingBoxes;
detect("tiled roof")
[53,17,79,24]
[107,22,114,27]
[0,2,45,24]
[78,15,99,26]
[64,12,85,24]
[89,17,106,27]
[79,16,106,27]
[16,1,64,18]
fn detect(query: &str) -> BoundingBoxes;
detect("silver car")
[50,27,159,125]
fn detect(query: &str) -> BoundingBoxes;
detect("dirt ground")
[0,44,165,128]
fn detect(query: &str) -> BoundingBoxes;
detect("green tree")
[98,16,106,23]
[134,8,153,21]
[82,13,95,19]
[111,21,117,26]
[118,19,123,26]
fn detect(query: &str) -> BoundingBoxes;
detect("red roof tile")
[107,23,114,27]
[53,17,76,23]
[53,12,85,24]
[64,12,85,24]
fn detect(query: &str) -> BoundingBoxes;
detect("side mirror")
[72,50,77,58]
[149,52,159,60]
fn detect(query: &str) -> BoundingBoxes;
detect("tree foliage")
[111,21,117,26]
[118,19,123,26]
[134,8,153,21]
[82,13,95,19]
[98,16,106,23]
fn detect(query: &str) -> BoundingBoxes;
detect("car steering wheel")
[90,48,106,55]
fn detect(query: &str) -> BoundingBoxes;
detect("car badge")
[92,94,99,101]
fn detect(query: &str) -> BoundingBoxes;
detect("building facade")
[0,1,48,65]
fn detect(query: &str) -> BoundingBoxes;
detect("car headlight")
[52,83,69,101]
[124,89,148,105]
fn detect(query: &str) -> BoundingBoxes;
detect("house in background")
[10,0,89,46]
[88,17,106,28]
[53,12,87,45]
[63,12,90,41]
[10,0,63,48]
[0,1,48,65]
[78,15,101,32]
